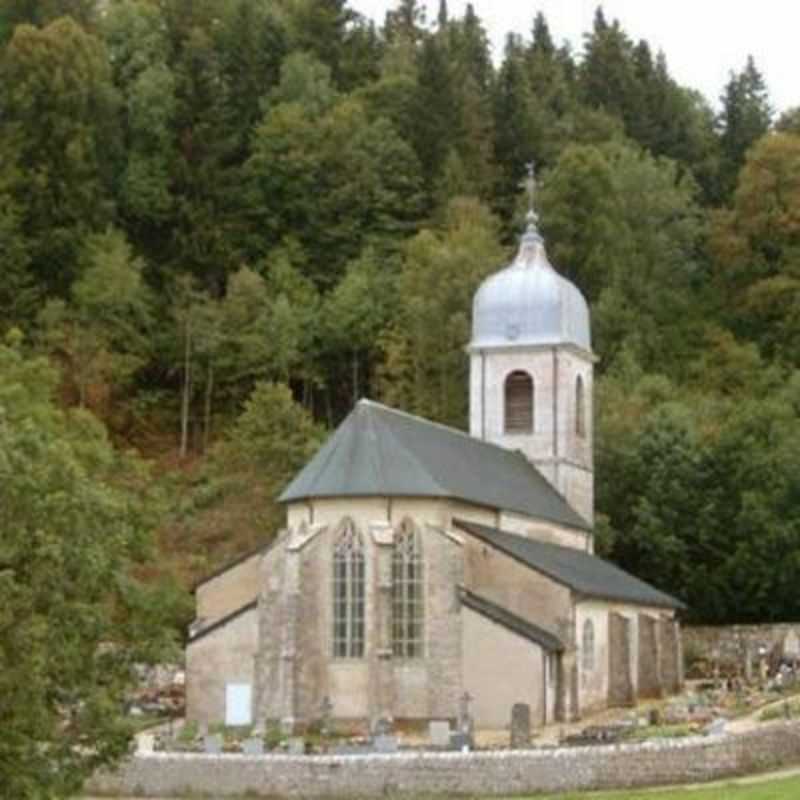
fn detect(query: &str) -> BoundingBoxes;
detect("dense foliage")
[2,1,800,637]
[0,340,184,798]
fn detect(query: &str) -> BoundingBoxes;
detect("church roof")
[459,587,564,652]
[454,519,685,610]
[279,399,590,532]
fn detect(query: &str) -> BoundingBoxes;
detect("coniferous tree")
[717,55,773,200]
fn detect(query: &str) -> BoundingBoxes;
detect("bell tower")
[468,165,595,525]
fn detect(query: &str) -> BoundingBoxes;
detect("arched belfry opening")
[504,370,534,434]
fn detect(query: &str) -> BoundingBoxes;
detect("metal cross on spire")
[520,161,539,231]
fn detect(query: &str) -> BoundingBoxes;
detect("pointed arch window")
[333,521,365,658]
[582,619,595,672]
[505,370,534,434]
[392,521,424,658]
[575,375,586,439]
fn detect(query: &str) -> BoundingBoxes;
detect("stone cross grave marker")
[510,703,531,748]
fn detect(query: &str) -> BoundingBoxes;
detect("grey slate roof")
[455,519,685,610]
[279,399,590,531]
[459,587,564,652]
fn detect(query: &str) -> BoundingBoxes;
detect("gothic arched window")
[575,375,586,439]
[332,521,365,658]
[582,619,595,672]
[392,521,424,658]
[505,371,534,434]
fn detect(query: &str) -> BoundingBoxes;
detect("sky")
[348,0,799,115]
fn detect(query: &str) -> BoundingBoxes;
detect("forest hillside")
[2,0,800,625]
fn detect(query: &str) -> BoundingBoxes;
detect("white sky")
[349,0,798,114]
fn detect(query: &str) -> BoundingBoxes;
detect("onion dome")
[470,209,591,352]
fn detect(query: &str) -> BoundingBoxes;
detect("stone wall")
[683,623,800,671]
[89,722,800,798]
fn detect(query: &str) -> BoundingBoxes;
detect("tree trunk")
[352,351,359,405]
[202,361,214,454]
[180,314,192,459]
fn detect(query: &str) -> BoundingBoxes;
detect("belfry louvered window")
[504,370,534,434]
[575,375,586,438]
[332,521,365,658]
[392,521,424,658]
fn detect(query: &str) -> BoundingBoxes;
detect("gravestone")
[137,733,156,754]
[784,631,800,659]
[450,731,473,751]
[203,734,223,754]
[287,737,306,755]
[319,696,334,737]
[242,737,264,756]
[705,718,726,736]
[372,716,393,736]
[458,691,474,735]
[510,703,531,748]
[429,720,451,748]
[374,734,399,753]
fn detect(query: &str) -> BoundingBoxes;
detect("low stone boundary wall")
[683,623,800,670]
[88,722,800,798]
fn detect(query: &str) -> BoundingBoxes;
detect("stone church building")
[186,207,684,732]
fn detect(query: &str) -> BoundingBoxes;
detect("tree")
[710,132,800,366]
[37,229,154,415]
[378,197,504,426]
[320,248,396,409]
[717,56,773,200]
[0,18,120,296]
[539,141,704,372]
[0,340,178,798]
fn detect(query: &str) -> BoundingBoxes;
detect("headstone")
[373,734,399,753]
[450,731,473,752]
[372,716,393,736]
[784,631,800,659]
[137,733,156,754]
[429,720,451,748]
[203,734,223,754]
[287,737,306,755]
[458,691,474,735]
[319,696,334,737]
[242,737,264,756]
[744,643,753,682]
[510,703,531,748]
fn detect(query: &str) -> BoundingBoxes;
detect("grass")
[500,774,800,799]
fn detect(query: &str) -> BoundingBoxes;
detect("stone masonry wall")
[89,722,800,798]
[683,623,800,670]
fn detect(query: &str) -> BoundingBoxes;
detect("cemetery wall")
[88,720,800,798]
[683,623,800,669]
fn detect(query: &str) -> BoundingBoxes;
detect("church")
[185,195,684,732]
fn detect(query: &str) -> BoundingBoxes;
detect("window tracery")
[392,521,424,658]
[332,521,365,658]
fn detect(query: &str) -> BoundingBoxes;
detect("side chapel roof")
[454,519,685,610]
[279,399,590,531]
